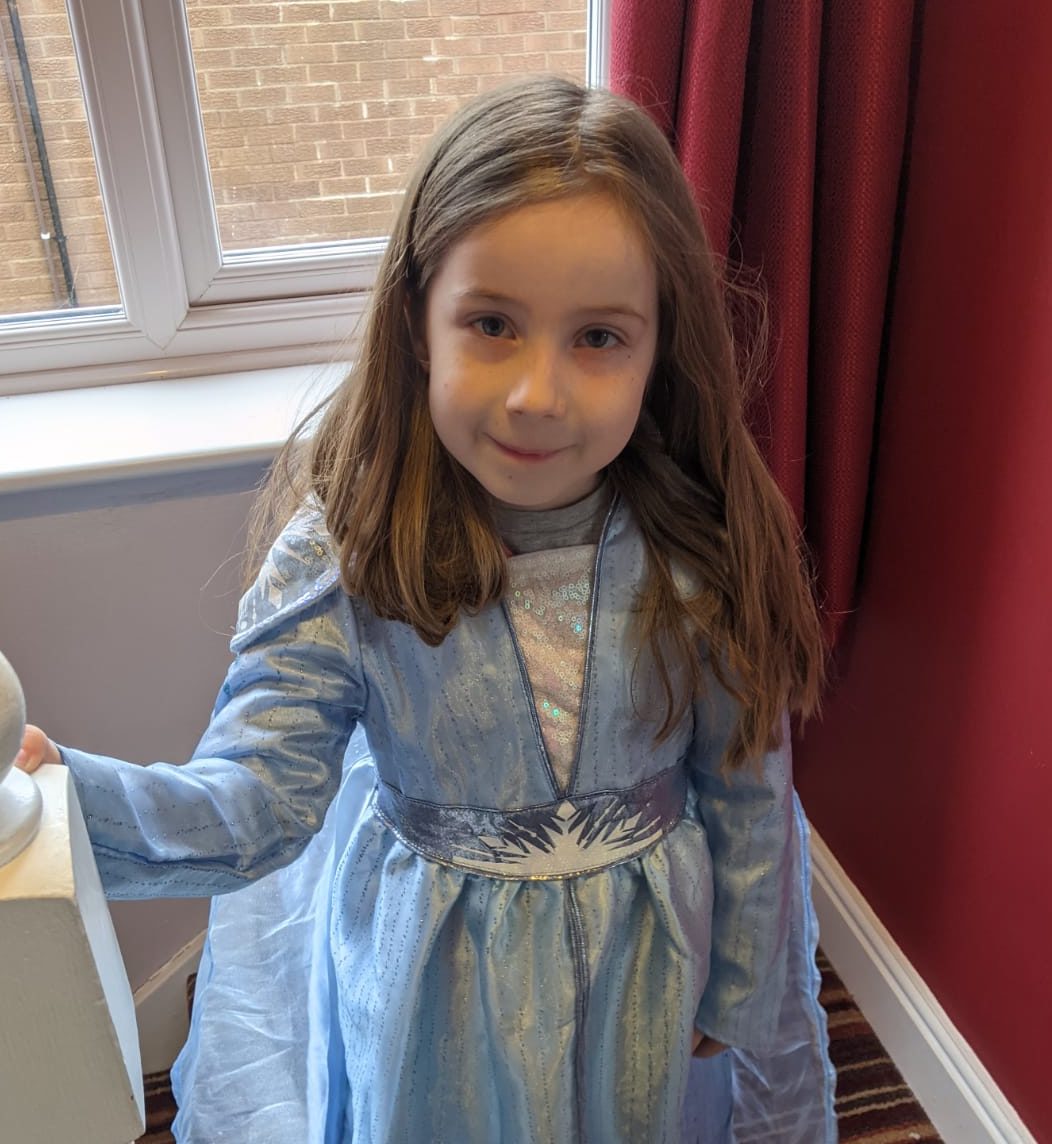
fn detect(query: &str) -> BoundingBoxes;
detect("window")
[0,0,119,317]
[1,0,609,395]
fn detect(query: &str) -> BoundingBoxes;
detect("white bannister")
[0,651,145,1143]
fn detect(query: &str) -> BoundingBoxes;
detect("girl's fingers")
[13,747,40,773]
[692,1035,728,1058]
[15,725,60,772]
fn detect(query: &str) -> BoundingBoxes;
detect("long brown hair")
[255,75,825,769]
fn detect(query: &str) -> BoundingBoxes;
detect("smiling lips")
[490,437,566,461]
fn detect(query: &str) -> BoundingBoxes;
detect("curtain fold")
[610,1,919,646]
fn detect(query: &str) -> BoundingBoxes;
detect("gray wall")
[0,463,267,988]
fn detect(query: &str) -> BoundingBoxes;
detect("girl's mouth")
[491,439,564,462]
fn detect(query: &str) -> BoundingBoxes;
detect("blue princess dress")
[61,497,836,1143]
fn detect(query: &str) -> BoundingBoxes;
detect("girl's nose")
[505,343,565,417]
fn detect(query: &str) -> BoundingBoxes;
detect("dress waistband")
[373,765,688,881]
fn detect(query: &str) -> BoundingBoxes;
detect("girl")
[18,76,836,1142]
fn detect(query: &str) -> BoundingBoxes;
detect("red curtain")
[610,1,919,646]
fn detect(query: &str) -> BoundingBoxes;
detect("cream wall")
[0,464,264,987]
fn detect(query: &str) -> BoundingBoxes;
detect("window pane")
[185,0,588,254]
[0,0,120,318]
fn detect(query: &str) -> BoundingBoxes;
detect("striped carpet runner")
[818,951,943,1142]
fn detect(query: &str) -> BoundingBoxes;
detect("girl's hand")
[691,1030,728,1058]
[14,724,61,773]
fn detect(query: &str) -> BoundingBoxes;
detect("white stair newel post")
[0,650,145,1143]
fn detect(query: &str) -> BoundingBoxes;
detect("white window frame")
[1,0,611,397]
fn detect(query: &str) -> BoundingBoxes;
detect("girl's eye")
[474,315,508,338]
[581,328,619,350]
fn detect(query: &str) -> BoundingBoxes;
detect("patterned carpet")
[136,951,941,1143]
[817,951,942,1142]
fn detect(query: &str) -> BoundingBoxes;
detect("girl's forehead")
[458,192,646,252]
[433,192,657,309]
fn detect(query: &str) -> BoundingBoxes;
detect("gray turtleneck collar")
[491,482,613,555]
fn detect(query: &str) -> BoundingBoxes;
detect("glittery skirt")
[171,729,836,1143]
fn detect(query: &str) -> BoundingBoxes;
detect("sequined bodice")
[504,545,595,790]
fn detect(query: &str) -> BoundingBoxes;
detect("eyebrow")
[453,288,649,324]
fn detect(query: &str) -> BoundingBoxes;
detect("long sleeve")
[689,693,794,1052]
[62,508,366,899]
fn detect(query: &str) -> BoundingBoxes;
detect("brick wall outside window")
[1,0,117,314]
[0,0,587,317]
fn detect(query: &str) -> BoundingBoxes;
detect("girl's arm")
[25,509,365,901]
[688,702,794,1053]
[56,590,365,900]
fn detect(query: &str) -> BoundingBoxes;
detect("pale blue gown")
[61,497,836,1142]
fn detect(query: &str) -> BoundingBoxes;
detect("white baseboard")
[810,830,1034,1144]
[132,931,205,1075]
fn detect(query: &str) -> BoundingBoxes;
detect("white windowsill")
[0,364,348,498]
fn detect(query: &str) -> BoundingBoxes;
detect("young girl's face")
[423,192,659,510]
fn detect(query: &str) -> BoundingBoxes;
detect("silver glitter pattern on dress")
[374,765,687,880]
[504,545,596,790]
[233,502,338,650]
